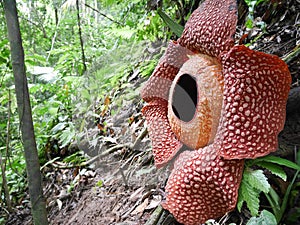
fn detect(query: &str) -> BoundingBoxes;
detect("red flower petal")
[141,41,193,102]
[178,0,237,57]
[142,99,183,168]
[162,144,244,225]
[217,45,291,159]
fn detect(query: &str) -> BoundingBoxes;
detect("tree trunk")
[3,1,48,224]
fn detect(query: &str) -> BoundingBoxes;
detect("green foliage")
[0,16,28,204]
[0,39,10,68]
[28,68,82,158]
[254,161,287,181]
[96,179,103,188]
[157,9,184,37]
[272,171,299,222]
[246,210,277,225]
[244,0,267,29]
[51,122,76,148]
[244,0,267,7]
[50,45,85,76]
[251,155,300,171]
[238,168,270,216]
[139,58,159,77]
[245,169,270,193]
[239,155,300,223]
[63,151,86,164]
[73,39,152,140]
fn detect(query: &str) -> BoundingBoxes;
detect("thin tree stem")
[84,3,123,25]
[76,0,87,74]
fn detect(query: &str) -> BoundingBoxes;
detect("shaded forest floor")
[6,1,300,224]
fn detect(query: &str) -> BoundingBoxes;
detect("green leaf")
[63,152,85,164]
[238,179,260,216]
[244,169,270,194]
[252,155,300,171]
[96,180,103,188]
[0,39,9,48]
[238,168,272,216]
[111,27,135,39]
[157,9,184,37]
[237,186,245,212]
[246,210,277,225]
[59,124,75,148]
[265,187,280,216]
[278,170,300,222]
[245,18,253,29]
[0,55,7,64]
[100,0,115,7]
[48,107,59,116]
[51,122,67,133]
[255,161,287,181]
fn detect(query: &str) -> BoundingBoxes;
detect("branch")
[19,16,48,38]
[76,0,87,73]
[83,3,123,26]
[282,44,300,64]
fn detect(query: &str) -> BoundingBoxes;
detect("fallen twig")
[282,44,300,64]
[132,127,148,150]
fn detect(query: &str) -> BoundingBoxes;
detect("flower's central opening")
[171,73,198,122]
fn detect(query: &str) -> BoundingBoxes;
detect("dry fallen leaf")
[145,195,162,210]
[131,198,149,215]
[129,187,144,201]
[56,199,63,211]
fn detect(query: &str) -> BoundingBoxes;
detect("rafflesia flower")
[140,0,291,224]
